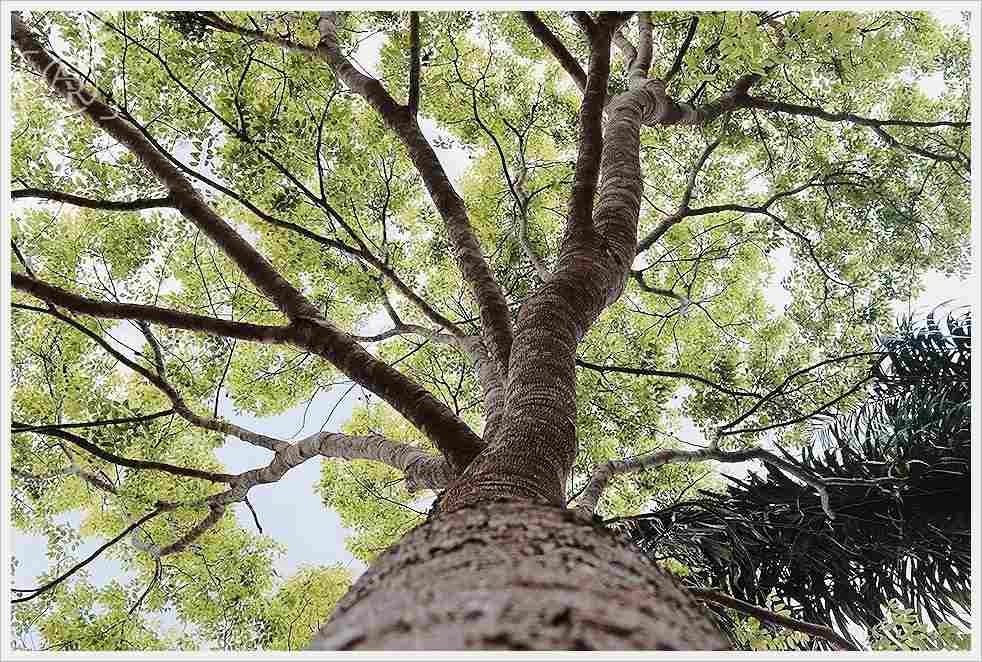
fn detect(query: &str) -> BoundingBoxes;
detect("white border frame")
[1,3,979,660]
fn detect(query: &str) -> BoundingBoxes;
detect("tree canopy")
[7,9,973,651]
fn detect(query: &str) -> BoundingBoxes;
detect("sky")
[9,7,975,646]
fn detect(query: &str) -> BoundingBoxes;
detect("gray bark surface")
[311,500,727,650]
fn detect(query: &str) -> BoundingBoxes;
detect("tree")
[7,9,972,651]
[626,306,972,648]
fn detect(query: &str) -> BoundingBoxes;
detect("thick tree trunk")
[310,500,727,650]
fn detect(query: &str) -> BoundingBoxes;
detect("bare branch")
[13,272,293,345]
[407,12,422,116]
[574,444,832,519]
[14,426,236,484]
[243,495,263,534]
[720,376,872,437]
[664,16,699,83]
[11,188,174,211]
[688,588,859,651]
[12,507,169,603]
[520,12,587,92]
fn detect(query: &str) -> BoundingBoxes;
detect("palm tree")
[625,306,971,647]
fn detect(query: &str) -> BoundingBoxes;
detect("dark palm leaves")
[625,307,971,647]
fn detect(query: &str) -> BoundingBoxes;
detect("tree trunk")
[310,499,727,650]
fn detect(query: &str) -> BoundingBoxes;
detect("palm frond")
[624,308,972,649]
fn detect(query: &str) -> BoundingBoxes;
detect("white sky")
[10,7,975,645]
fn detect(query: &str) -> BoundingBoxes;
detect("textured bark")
[310,500,727,650]
[290,318,484,472]
[234,431,453,493]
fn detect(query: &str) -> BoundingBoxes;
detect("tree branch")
[687,588,859,651]
[408,12,421,115]
[636,129,726,254]
[156,503,226,557]
[12,409,174,433]
[12,13,321,321]
[16,301,286,452]
[13,272,293,344]
[718,351,884,434]
[663,16,699,83]
[513,160,551,281]
[520,12,587,92]
[14,426,236,484]
[233,431,453,494]
[13,17,484,472]
[576,358,759,399]
[742,96,970,165]
[627,12,653,88]
[316,11,513,380]
[573,444,832,519]
[565,18,613,234]
[12,507,169,604]
[11,188,174,211]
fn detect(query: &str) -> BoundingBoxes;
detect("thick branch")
[565,20,612,233]
[316,12,513,379]
[11,188,174,211]
[15,426,236,484]
[13,272,292,344]
[520,12,587,92]
[132,431,452,558]
[289,317,484,470]
[574,444,832,518]
[156,503,226,557]
[627,13,653,88]
[233,431,453,494]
